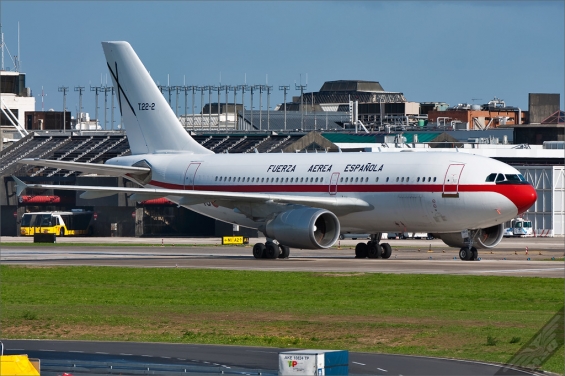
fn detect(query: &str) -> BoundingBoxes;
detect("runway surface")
[1,237,563,278]
[1,339,536,376]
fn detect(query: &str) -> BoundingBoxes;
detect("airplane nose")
[506,184,537,215]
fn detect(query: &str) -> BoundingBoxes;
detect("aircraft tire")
[265,242,279,259]
[381,243,392,259]
[278,245,290,259]
[59,228,65,237]
[355,242,368,258]
[253,243,266,259]
[459,247,472,261]
[471,247,478,261]
[367,243,382,259]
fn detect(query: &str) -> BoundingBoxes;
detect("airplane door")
[329,172,340,195]
[442,164,464,197]
[183,163,201,190]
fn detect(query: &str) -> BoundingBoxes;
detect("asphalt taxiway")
[1,237,563,278]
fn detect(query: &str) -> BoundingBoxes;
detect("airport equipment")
[279,349,348,375]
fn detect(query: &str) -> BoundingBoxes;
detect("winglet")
[12,176,27,197]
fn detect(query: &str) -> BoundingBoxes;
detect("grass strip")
[1,266,563,373]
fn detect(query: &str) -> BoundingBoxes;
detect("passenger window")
[261,178,264,182]
[396,177,399,182]
[386,177,389,182]
[375,177,379,182]
[401,177,404,182]
[417,177,420,182]
[310,177,313,182]
[355,177,358,182]
[428,177,431,182]
[301,177,304,182]
[340,177,343,182]
[345,177,349,183]
[215,176,218,181]
[228,177,232,182]
[433,177,437,182]
[407,177,410,182]
[485,173,497,182]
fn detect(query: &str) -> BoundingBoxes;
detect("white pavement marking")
[479,267,564,273]
[352,361,366,366]
[377,367,388,372]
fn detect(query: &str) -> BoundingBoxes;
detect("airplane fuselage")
[107,150,533,234]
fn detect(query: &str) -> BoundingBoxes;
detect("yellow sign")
[222,236,249,245]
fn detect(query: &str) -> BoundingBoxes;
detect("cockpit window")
[495,174,505,182]
[505,174,522,182]
[485,173,497,182]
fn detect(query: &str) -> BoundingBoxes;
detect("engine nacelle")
[436,224,504,249]
[263,208,340,249]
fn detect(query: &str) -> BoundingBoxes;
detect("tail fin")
[102,41,212,155]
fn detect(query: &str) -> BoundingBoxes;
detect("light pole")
[295,83,307,131]
[265,85,272,131]
[230,86,238,130]
[216,85,225,129]
[58,86,69,132]
[279,85,289,131]
[238,85,250,130]
[90,85,104,130]
[74,86,85,129]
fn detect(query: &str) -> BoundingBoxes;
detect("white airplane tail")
[102,41,212,155]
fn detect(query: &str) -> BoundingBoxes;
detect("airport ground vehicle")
[398,232,434,240]
[20,211,94,237]
[503,218,533,237]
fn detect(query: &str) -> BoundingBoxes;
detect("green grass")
[1,266,563,373]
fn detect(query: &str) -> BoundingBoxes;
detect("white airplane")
[15,41,537,261]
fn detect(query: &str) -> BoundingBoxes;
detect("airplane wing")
[17,158,151,177]
[13,176,372,215]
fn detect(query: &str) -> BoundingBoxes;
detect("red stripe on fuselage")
[148,179,537,213]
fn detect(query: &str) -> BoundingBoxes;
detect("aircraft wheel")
[252,243,266,259]
[459,247,472,261]
[265,242,280,259]
[367,243,382,259]
[339,234,344,240]
[278,245,290,259]
[471,247,478,261]
[381,243,392,259]
[355,242,368,258]
[59,228,65,237]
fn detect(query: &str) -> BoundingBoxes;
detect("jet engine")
[263,208,340,249]
[435,223,504,249]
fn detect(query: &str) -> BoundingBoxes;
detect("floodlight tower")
[254,85,266,130]
[74,86,85,126]
[295,82,307,131]
[90,85,104,130]
[249,85,255,129]
[208,86,213,130]
[279,85,290,131]
[171,86,182,117]
[198,86,209,129]
[238,85,250,130]
[58,86,69,132]
[229,86,238,130]
[216,85,225,129]
[265,85,273,130]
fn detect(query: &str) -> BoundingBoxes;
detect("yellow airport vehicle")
[20,210,94,237]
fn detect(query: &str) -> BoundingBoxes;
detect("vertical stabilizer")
[102,41,212,155]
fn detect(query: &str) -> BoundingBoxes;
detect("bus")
[20,211,94,237]
[503,218,533,237]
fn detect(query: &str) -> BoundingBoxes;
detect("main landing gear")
[459,230,479,261]
[354,233,392,259]
[252,240,290,259]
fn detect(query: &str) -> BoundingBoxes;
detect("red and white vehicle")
[15,41,537,261]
